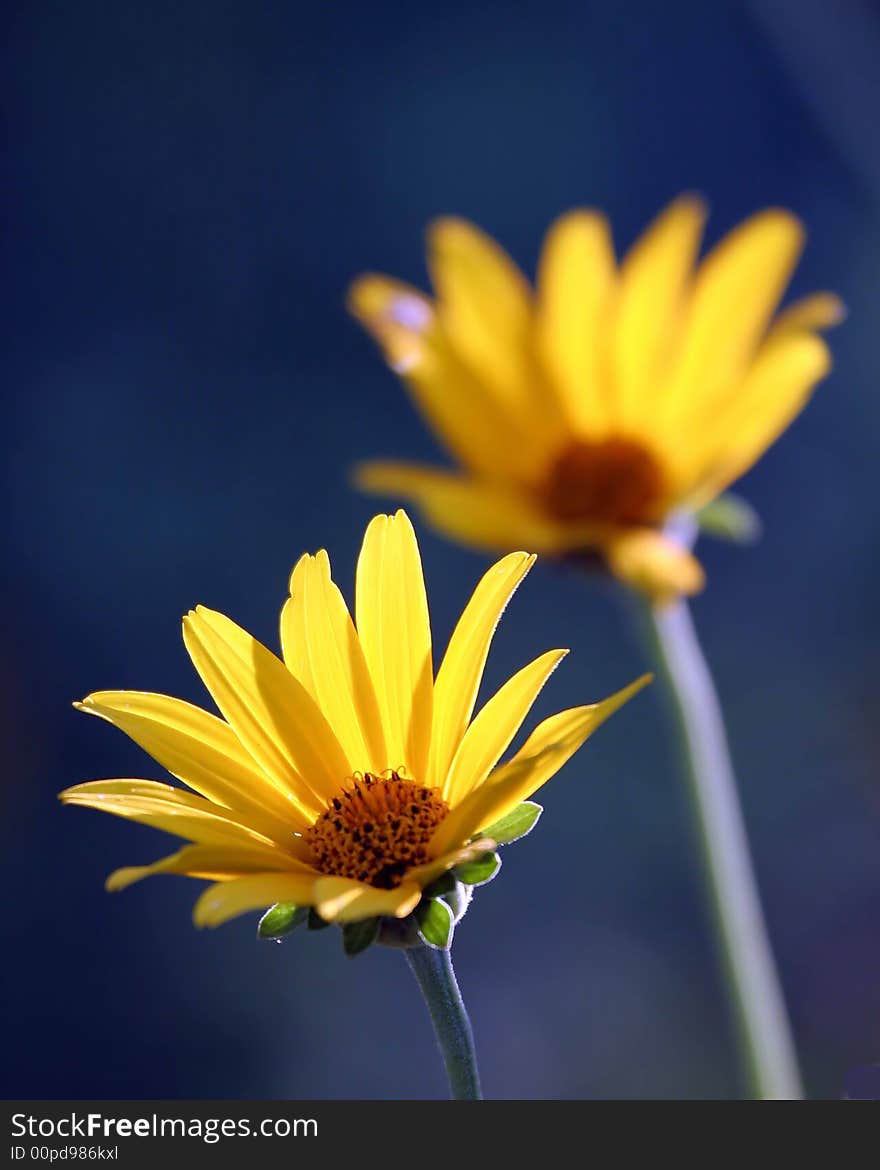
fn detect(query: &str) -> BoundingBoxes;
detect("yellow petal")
[76,691,311,833]
[428,217,532,339]
[663,208,804,425]
[183,607,351,815]
[768,291,846,338]
[106,841,304,891]
[355,512,433,778]
[404,838,497,888]
[612,195,706,432]
[281,550,387,773]
[278,575,313,687]
[59,778,308,854]
[684,332,831,506]
[349,274,539,481]
[431,675,651,853]
[427,550,535,790]
[427,217,537,428]
[443,648,569,804]
[193,873,320,928]
[536,209,617,436]
[356,462,601,556]
[313,876,422,923]
[604,529,705,604]
[346,274,434,374]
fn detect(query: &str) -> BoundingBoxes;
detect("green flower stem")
[639,597,803,1100]
[405,946,483,1100]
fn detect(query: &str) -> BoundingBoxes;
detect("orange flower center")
[306,771,449,889]
[542,438,665,527]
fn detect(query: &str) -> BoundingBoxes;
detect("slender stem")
[405,946,482,1100]
[639,597,803,1100]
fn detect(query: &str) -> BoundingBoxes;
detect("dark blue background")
[5,0,880,1098]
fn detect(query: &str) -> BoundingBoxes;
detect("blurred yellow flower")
[61,511,646,931]
[349,199,842,601]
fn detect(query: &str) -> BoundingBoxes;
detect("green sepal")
[479,801,543,846]
[454,852,501,887]
[342,916,380,957]
[423,871,458,899]
[307,907,331,931]
[416,897,454,949]
[257,902,309,939]
[696,493,761,544]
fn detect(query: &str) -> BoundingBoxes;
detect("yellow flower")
[61,511,647,933]
[348,199,842,602]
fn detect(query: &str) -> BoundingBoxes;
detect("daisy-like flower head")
[348,198,843,603]
[61,512,647,949]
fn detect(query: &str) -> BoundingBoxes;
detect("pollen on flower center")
[306,771,450,890]
[542,437,665,527]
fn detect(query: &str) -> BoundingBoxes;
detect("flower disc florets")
[306,771,449,890]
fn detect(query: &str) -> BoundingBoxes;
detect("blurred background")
[4,0,880,1100]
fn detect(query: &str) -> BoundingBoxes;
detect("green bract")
[454,853,501,887]
[479,801,543,846]
[696,492,761,544]
[257,903,308,939]
[343,917,380,956]
[416,898,454,949]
